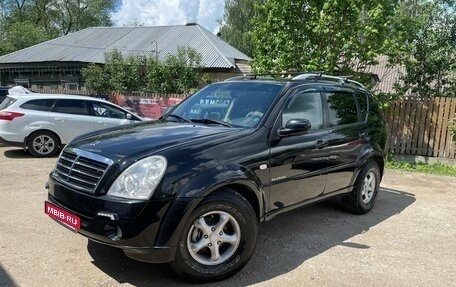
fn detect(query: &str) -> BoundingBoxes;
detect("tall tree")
[390,0,456,97]
[218,0,258,57]
[251,0,398,83]
[0,0,115,56]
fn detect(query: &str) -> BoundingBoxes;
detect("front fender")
[155,163,264,250]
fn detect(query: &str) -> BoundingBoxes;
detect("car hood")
[65,121,244,162]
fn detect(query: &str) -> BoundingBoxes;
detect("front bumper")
[47,177,178,263]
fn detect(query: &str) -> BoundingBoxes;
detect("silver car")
[0,94,144,157]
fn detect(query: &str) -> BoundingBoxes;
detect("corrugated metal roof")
[0,24,251,69]
[364,55,404,94]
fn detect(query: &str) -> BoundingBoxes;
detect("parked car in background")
[45,73,387,282]
[0,94,144,157]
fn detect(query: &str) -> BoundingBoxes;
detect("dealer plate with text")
[45,201,81,231]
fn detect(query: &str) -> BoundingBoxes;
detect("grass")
[386,160,456,176]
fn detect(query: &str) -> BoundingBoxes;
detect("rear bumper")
[0,136,23,147]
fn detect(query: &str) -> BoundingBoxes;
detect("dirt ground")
[1,145,455,287]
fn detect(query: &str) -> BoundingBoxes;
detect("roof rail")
[224,72,325,81]
[292,73,366,88]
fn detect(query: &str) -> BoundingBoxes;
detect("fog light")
[97,211,118,221]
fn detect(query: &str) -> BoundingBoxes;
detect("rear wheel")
[171,190,258,282]
[27,131,60,157]
[343,161,381,214]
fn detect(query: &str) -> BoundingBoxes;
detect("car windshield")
[170,82,283,128]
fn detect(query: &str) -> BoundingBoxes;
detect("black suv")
[45,73,387,282]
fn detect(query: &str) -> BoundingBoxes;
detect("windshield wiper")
[190,118,231,127]
[163,114,192,123]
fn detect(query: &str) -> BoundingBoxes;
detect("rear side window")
[0,96,17,110]
[21,99,55,111]
[52,99,89,115]
[327,90,359,126]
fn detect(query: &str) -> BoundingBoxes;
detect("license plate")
[45,201,81,231]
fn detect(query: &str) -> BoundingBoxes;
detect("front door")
[268,87,330,211]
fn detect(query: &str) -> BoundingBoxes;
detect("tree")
[0,0,115,56]
[218,0,259,57]
[251,0,398,84]
[390,0,456,97]
[82,47,203,94]
[0,20,50,55]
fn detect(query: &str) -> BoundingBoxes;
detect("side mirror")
[278,119,311,136]
[126,113,132,120]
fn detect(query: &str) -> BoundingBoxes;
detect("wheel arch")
[155,165,265,251]
[25,129,62,149]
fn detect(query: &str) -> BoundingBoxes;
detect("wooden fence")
[384,97,456,159]
[31,88,456,159]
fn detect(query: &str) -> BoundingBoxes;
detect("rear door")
[268,87,330,210]
[324,87,368,193]
[50,99,94,143]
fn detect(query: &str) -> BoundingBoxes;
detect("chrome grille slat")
[73,161,106,173]
[53,149,113,194]
[70,168,100,180]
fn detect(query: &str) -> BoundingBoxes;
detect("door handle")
[316,139,328,149]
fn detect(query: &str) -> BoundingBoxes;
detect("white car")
[0,94,145,157]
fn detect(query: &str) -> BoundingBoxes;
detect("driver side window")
[282,90,323,130]
[90,101,127,119]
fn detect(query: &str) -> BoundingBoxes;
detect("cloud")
[111,0,225,33]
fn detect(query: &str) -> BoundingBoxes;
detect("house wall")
[0,63,85,90]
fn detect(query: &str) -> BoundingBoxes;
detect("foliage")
[82,47,203,94]
[450,115,456,140]
[218,0,259,57]
[386,160,456,177]
[389,0,456,98]
[0,0,115,56]
[0,20,50,55]
[251,0,397,84]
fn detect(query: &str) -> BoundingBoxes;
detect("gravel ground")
[1,145,455,287]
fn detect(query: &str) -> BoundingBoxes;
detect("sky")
[111,0,226,34]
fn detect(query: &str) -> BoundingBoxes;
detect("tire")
[27,130,60,157]
[343,161,381,215]
[171,189,258,282]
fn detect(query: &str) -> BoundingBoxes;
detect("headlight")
[107,156,167,200]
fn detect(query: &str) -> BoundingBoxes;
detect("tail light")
[0,111,25,121]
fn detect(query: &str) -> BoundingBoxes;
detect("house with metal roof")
[0,23,251,90]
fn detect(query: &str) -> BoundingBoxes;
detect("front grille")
[53,149,113,193]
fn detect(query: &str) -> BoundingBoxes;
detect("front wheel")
[171,190,258,282]
[343,161,381,214]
